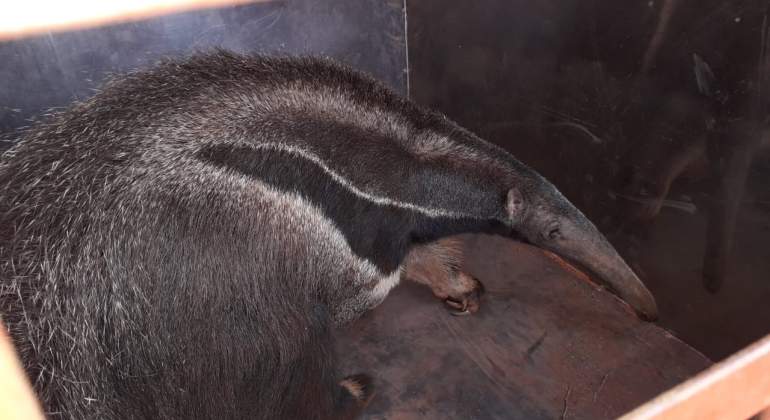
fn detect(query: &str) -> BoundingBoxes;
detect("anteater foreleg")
[401,237,485,316]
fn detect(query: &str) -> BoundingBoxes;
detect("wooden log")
[337,234,712,419]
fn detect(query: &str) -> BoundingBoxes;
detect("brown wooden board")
[337,234,713,420]
[620,333,770,420]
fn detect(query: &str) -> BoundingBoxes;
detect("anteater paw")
[445,275,485,316]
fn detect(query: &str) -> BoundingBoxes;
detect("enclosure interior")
[1,0,768,419]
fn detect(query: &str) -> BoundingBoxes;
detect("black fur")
[198,144,504,273]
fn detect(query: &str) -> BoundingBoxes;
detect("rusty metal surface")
[337,234,712,420]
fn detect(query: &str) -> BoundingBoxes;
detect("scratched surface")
[0,0,407,146]
[405,0,770,363]
[337,234,712,420]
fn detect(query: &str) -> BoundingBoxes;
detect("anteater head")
[500,173,659,322]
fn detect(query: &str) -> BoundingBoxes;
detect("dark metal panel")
[407,0,770,362]
[0,0,407,144]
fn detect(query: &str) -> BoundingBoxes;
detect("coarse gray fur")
[0,49,657,419]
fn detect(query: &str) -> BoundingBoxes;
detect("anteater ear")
[506,188,525,218]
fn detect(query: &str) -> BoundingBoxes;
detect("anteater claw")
[451,309,472,317]
[445,299,466,311]
[443,276,485,316]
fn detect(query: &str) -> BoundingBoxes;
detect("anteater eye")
[548,226,561,240]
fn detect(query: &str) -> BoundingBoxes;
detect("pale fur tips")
[337,374,375,420]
